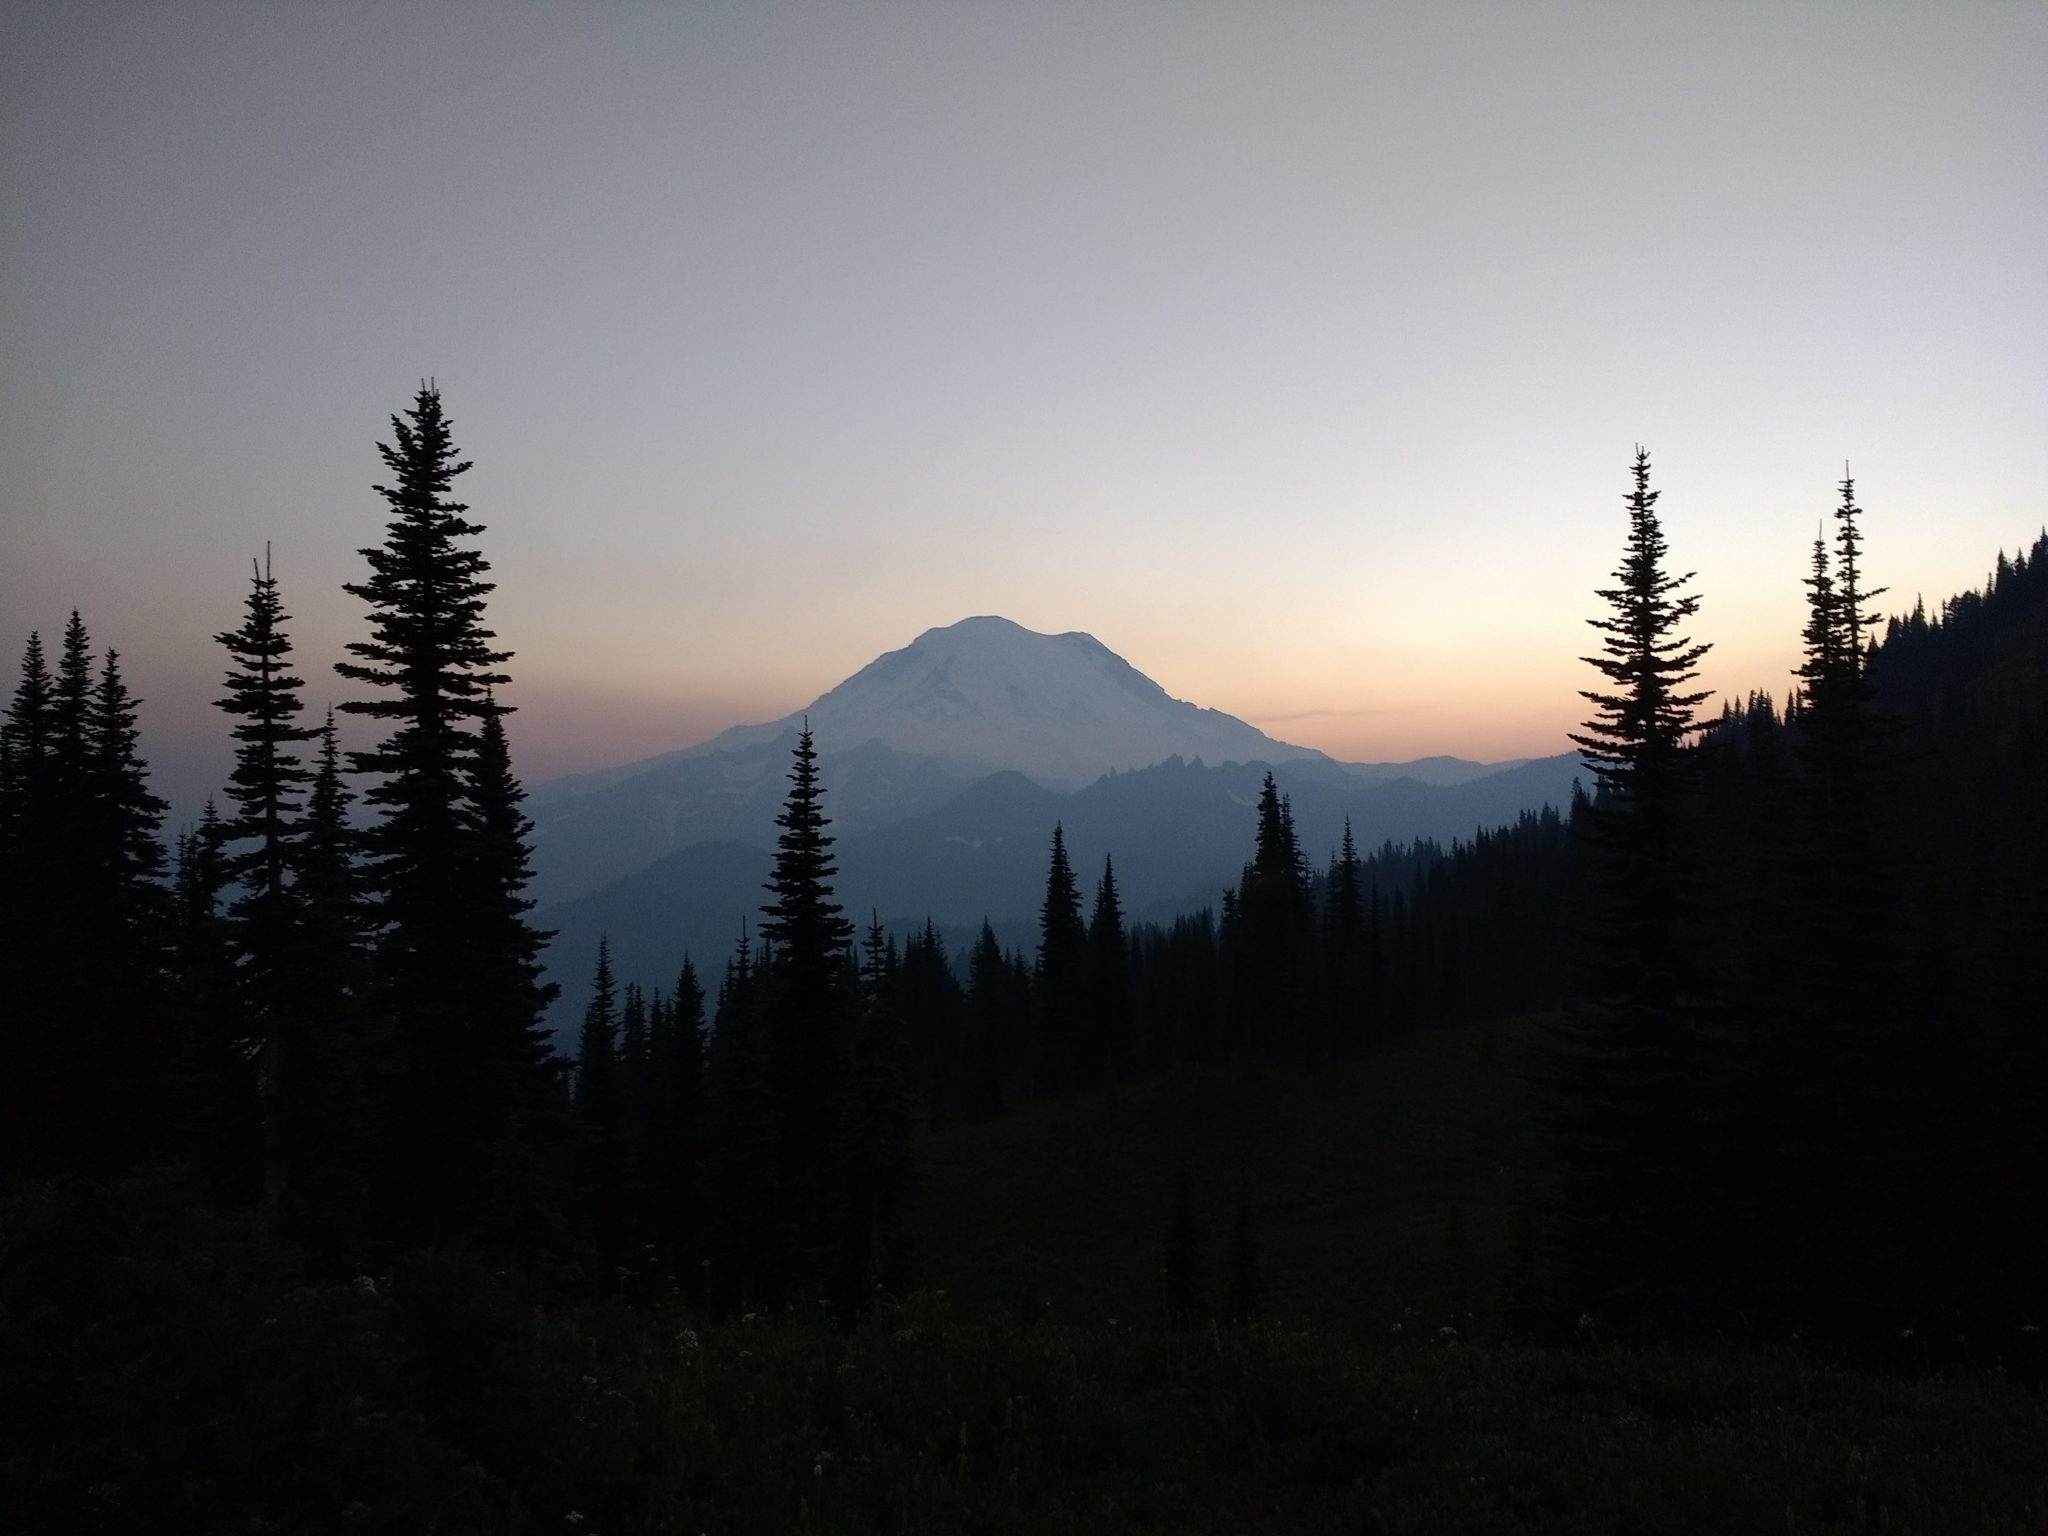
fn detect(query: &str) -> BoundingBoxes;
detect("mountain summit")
[697,615,1323,789]
[525,617,1326,906]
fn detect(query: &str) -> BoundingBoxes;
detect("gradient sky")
[4,2,2045,824]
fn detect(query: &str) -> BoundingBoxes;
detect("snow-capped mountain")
[524,615,1557,912]
[697,615,1324,787]
[525,617,1328,905]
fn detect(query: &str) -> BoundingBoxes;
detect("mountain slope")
[529,616,1333,906]
[537,750,1583,1038]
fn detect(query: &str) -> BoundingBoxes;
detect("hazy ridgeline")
[4,393,2045,1528]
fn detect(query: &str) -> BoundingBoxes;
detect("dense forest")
[4,393,2045,1530]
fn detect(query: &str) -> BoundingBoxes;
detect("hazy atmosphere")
[5,2,2045,814]
[10,9,2048,1528]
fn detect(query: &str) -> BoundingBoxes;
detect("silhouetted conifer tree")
[1036,823,1089,1092]
[336,384,551,1248]
[836,915,919,1312]
[1321,818,1369,1055]
[164,801,254,1191]
[1551,447,1715,1330]
[962,921,1013,1121]
[574,938,625,1281]
[704,924,782,1311]
[758,724,855,1295]
[283,709,374,1262]
[213,549,317,1205]
[1231,773,1313,1062]
[647,957,707,1299]
[1086,855,1133,1094]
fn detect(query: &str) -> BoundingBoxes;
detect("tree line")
[4,393,2041,1348]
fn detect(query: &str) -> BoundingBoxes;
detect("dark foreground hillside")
[919,1013,1545,1337]
[4,1177,2045,1535]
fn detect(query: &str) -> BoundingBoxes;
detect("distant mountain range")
[528,616,1578,1035]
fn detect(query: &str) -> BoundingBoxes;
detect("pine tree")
[574,938,625,1283]
[647,957,708,1301]
[1769,469,1907,1336]
[84,646,172,1166]
[1036,823,1088,1092]
[963,921,1012,1121]
[1086,855,1133,1093]
[1321,818,1369,1055]
[1232,773,1313,1062]
[757,723,855,1295]
[1550,446,1716,1330]
[705,924,782,1311]
[836,915,918,1313]
[283,708,375,1262]
[0,633,55,1172]
[214,550,317,1205]
[336,384,546,1248]
[163,801,255,1190]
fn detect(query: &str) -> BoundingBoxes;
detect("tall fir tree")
[574,938,626,1282]
[1086,855,1133,1094]
[1550,447,1716,1331]
[0,632,55,1172]
[336,384,549,1248]
[1321,818,1370,1056]
[1035,823,1088,1093]
[757,723,856,1295]
[283,708,375,1262]
[214,550,317,1205]
[1230,773,1313,1063]
[835,915,919,1313]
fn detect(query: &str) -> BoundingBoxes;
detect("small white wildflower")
[352,1275,378,1297]
[1577,1313,1596,1331]
[1901,1328,1915,1340]
[1438,1325,1457,1339]
[1389,1322,1402,1334]
[2022,1325,2041,1335]
[565,1515,584,1527]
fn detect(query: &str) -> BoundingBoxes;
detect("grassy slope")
[917,1014,1547,1335]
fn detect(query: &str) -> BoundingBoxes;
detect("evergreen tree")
[0,632,55,1172]
[1086,855,1133,1093]
[1231,773,1313,1062]
[899,921,965,1124]
[574,938,625,1283]
[1550,446,1716,1330]
[1036,823,1088,1092]
[962,921,1012,1121]
[336,384,546,1248]
[84,645,172,1166]
[757,723,856,1295]
[3,620,172,1174]
[163,801,254,1191]
[282,709,374,1262]
[704,924,782,1311]
[214,550,317,1204]
[1321,818,1369,1055]
[647,957,708,1301]
[836,915,919,1313]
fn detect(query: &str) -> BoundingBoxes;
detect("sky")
[4,2,2045,824]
